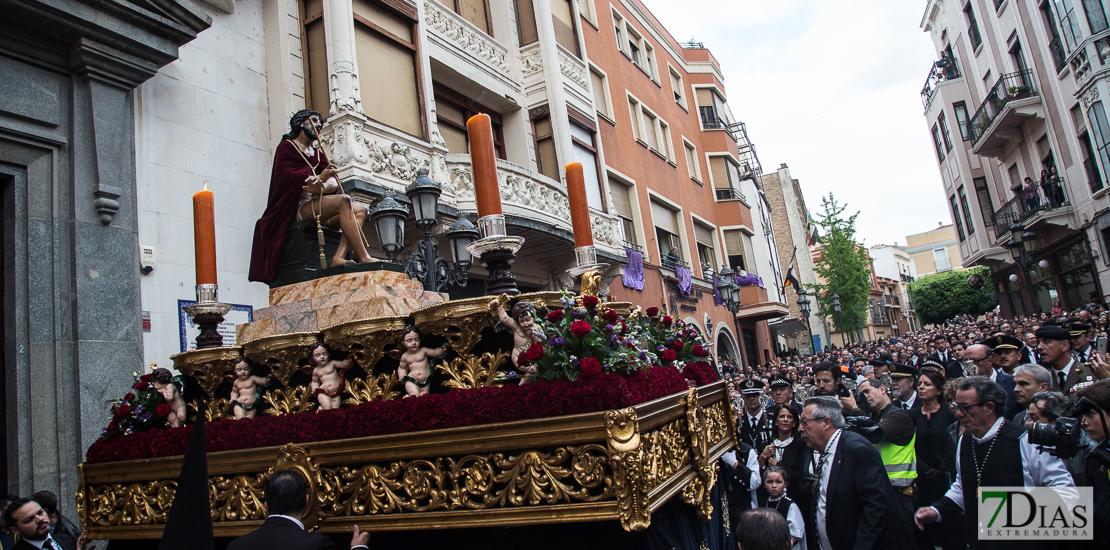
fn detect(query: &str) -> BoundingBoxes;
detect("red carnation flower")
[570,320,593,338]
[546,310,564,322]
[124,392,135,401]
[582,295,600,310]
[140,374,152,382]
[672,339,684,350]
[117,404,132,416]
[645,307,659,318]
[662,349,677,362]
[133,381,150,391]
[662,315,673,328]
[156,404,171,417]
[581,357,602,376]
[601,309,619,323]
[521,342,544,364]
[693,344,708,357]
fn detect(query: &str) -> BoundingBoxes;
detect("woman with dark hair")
[910,366,959,549]
[757,403,811,529]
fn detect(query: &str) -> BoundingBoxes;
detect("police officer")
[738,379,774,450]
[765,374,801,415]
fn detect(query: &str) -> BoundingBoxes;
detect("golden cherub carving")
[580,269,602,296]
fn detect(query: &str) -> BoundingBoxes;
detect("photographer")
[1076,380,1110,547]
[812,361,864,417]
[1027,391,1092,485]
[851,372,918,527]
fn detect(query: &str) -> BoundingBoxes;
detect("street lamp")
[368,169,479,293]
[1006,222,1038,311]
[797,287,813,355]
[717,266,744,366]
[832,293,843,346]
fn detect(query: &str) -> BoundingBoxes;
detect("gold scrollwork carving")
[436,351,509,390]
[86,481,176,526]
[703,400,732,448]
[322,316,408,372]
[189,398,231,423]
[264,386,317,416]
[211,474,269,522]
[241,332,320,387]
[412,297,499,354]
[681,389,716,521]
[171,346,241,397]
[275,444,325,531]
[642,419,691,489]
[606,408,649,531]
[342,372,401,406]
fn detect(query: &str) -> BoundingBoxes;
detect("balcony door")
[1010,40,1032,88]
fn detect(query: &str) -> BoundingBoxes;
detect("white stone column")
[531,0,574,186]
[323,0,363,116]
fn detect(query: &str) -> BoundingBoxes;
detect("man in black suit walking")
[3,497,77,550]
[799,396,911,550]
[228,470,370,550]
[926,335,963,380]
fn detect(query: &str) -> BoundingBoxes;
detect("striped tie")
[811,451,826,549]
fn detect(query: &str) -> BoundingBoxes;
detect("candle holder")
[466,214,524,296]
[567,245,609,279]
[183,283,233,349]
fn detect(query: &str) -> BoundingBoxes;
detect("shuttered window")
[610,180,633,219]
[724,229,743,255]
[651,201,677,234]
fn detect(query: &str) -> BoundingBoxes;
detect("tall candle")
[193,182,217,286]
[565,162,593,248]
[466,113,502,217]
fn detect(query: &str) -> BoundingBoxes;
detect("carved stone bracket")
[329,60,364,116]
[520,45,542,76]
[591,215,622,248]
[423,1,511,75]
[558,48,588,89]
[606,407,650,531]
[171,346,242,397]
[319,118,371,169]
[366,140,431,181]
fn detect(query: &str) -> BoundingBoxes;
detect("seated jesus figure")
[248,109,375,283]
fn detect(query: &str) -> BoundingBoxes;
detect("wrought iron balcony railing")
[1049,35,1067,73]
[715,187,746,201]
[969,70,1036,145]
[921,57,961,108]
[990,178,1071,240]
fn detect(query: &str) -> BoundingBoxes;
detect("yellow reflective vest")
[876,434,917,487]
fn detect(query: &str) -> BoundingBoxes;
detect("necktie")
[811,451,826,547]
[45,537,60,550]
[1057,370,1066,390]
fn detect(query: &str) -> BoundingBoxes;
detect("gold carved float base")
[77,381,735,539]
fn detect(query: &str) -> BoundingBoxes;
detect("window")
[709,156,734,192]
[1053,0,1082,51]
[627,25,644,66]
[949,195,966,241]
[723,229,745,271]
[1081,132,1105,192]
[515,0,538,45]
[579,0,596,24]
[301,0,328,115]
[570,121,604,211]
[651,201,681,266]
[696,87,734,130]
[964,2,982,50]
[694,222,716,273]
[613,10,624,51]
[627,96,641,141]
[958,186,975,235]
[438,0,491,35]
[532,113,558,181]
[931,123,946,162]
[590,66,612,120]
[434,86,505,158]
[644,43,657,80]
[669,66,685,107]
[609,177,637,247]
[973,177,995,227]
[938,111,954,152]
[1087,101,1110,192]
[1083,0,1109,34]
[551,0,580,57]
[354,0,423,138]
[657,119,673,161]
[683,140,700,181]
[1008,163,1022,190]
[934,248,953,272]
[954,102,972,140]
[641,109,659,150]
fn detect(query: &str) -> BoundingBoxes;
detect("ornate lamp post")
[1006,222,1038,309]
[832,293,843,346]
[718,266,744,366]
[797,287,813,355]
[368,169,479,293]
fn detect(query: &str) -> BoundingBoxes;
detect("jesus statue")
[248,109,375,283]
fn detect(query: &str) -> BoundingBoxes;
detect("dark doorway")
[742,329,758,369]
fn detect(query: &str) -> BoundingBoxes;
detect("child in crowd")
[759,466,805,550]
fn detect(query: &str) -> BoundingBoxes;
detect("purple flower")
[573,308,587,318]
[550,336,565,346]
[657,345,665,352]
[639,351,649,362]
[571,357,581,366]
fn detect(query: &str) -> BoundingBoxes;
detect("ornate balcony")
[991,180,1074,242]
[970,70,1042,157]
[920,56,961,109]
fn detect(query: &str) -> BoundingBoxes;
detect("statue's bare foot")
[330,257,355,268]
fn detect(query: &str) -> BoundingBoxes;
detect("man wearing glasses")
[913,377,1074,548]
[799,396,908,550]
[963,343,1020,419]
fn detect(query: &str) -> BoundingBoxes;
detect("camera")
[1027,416,1084,458]
[836,383,851,398]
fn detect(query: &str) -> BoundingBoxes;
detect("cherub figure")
[150,367,186,428]
[397,326,448,398]
[228,357,271,419]
[580,269,602,296]
[308,342,354,410]
[490,298,547,384]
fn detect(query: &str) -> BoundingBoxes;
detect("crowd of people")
[718,309,1110,549]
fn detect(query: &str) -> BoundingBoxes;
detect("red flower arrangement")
[682,361,719,387]
[102,372,172,437]
[693,344,708,357]
[645,307,659,318]
[156,404,172,417]
[580,358,602,377]
[600,309,619,324]
[662,349,677,363]
[582,295,600,310]
[520,342,544,364]
[85,366,691,464]
[570,320,592,338]
[662,315,673,328]
[546,310,564,322]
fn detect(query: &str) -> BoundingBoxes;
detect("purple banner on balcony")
[622,248,645,290]
[712,276,724,306]
[735,272,764,288]
[676,265,692,294]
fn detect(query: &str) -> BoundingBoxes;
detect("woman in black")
[910,366,960,549]
[756,404,811,523]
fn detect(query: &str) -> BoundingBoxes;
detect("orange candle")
[193,183,217,286]
[466,113,502,217]
[565,162,593,248]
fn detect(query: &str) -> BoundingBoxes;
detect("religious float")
[76,113,736,548]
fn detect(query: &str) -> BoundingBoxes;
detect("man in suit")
[3,497,77,550]
[1011,364,1052,424]
[1066,322,1096,363]
[984,334,1024,376]
[228,470,370,550]
[738,379,774,450]
[966,342,1021,419]
[1037,325,1097,399]
[799,396,911,550]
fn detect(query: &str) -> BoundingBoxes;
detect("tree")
[909,266,997,326]
[810,194,873,339]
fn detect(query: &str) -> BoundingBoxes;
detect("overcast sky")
[640,0,950,247]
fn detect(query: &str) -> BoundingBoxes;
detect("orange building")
[582,1,788,367]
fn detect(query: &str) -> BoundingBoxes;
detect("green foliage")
[909,266,997,326]
[810,194,874,335]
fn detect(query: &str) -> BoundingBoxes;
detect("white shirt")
[721,446,761,509]
[816,428,843,550]
[1053,358,1076,387]
[269,514,305,530]
[768,492,807,550]
[931,417,1075,520]
[901,391,917,410]
[21,536,65,550]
